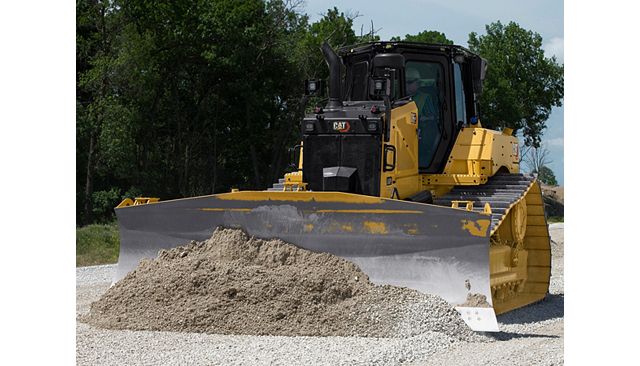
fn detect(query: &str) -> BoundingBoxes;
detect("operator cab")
[341,42,486,173]
[301,41,487,195]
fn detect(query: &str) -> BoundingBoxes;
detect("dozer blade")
[115,191,498,331]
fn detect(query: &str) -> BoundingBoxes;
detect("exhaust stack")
[321,42,342,109]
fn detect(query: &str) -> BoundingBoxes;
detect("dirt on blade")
[459,293,492,308]
[81,228,484,341]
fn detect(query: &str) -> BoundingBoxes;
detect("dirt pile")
[541,184,564,217]
[81,228,479,340]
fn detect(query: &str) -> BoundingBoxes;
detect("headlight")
[304,122,315,132]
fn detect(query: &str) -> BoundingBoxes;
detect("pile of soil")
[541,184,564,217]
[81,228,478,339]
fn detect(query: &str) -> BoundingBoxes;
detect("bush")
[547,216,564,223]
[537,165,558,186]
[76,223,120,266]
[91,188,122,223]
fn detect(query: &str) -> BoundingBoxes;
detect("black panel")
[323,166,359,192]
[303,134,381,196]
[340,135,381,196]
[303,135,341,192]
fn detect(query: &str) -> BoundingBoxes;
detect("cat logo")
[333,121,350,132]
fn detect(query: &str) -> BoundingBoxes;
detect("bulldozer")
[115,41,551,332]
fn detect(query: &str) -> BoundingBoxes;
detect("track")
[432,173,537,234]
[271,173,538,231]
[434,172,551,315]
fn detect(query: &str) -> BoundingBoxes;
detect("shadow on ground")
[489,332,560,341]
[497,293,564,325]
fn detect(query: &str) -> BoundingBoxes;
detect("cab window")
[405,61,445,169]
[349,61,369,101]
[453,63,467,125]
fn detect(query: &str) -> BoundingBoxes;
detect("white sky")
[302,0,564,184]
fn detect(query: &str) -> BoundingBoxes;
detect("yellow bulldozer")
[115,41,550,332]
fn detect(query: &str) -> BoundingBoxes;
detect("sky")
[301,0,564,184]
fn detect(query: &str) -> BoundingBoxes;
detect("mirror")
[287,144,303,171]
[471,56,488,95]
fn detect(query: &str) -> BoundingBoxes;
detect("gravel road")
[76,223,564,365]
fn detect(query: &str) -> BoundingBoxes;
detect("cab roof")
[338,41,481,61]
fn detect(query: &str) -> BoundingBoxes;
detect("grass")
[547,216,564,223]
[76,223,120,267]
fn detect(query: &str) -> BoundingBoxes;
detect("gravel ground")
[411,223,564,365]
[76,224,564,365]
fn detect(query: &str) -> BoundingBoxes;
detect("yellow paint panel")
[525,193,543,204]
[527,268,552,282]
[524,236,551,249]
[528,251,551,266]
[216,191,384,204]
[450,145,487,160]
[527,225,550,237]
[524,282,550,294]
[380,102,421,199]
[493,293,546,315]
[363,221,389,234]
[461,219,491,237]
[490,272,519,287]
[527,204,546,216]
[116,198,134,208]
[527,215,548,226]
[489,245,511,272]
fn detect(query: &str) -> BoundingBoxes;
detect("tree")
[75,0,311,225]
[522,143,559,185]
[468,21,564,147]
[297,7,359,79]
[522,143,552,175]
[521,143,557,185]
[390,30,453,44]
[537,165,558,186]
[357,21,381,43]
[76,0,127,225]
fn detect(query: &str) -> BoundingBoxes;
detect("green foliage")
[76,223,120,266]
[92,188,122,223]
[298,7,358,79]
[77,1,362,225]
[468,21,564,147]
[547,216,564,223]
[537,165,558,186]
[390,30,453,44]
